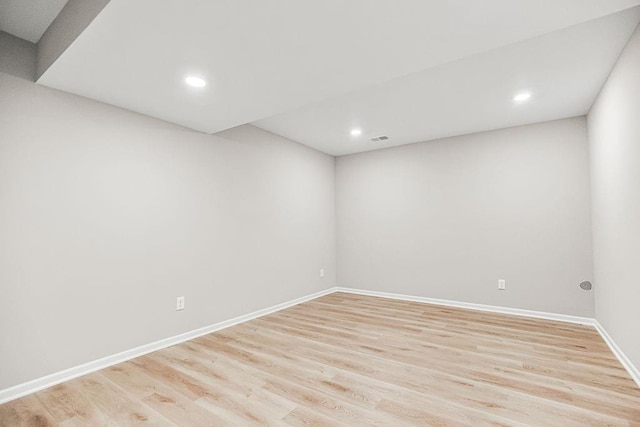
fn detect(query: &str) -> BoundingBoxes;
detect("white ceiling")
[0,0,68,43]
[256,7,640,155]
[37,0,640,155]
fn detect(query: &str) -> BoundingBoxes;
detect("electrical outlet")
[320,268,325,278]
[176,296,185,311]
[498,279,506,290]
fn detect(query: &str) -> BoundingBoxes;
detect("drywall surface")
[588,24,640,370]
[36,0,110,78]
[0,31,36,81]
[337,117,594,316]
[0,72,335,389]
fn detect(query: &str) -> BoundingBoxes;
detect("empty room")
[1,1,640,425]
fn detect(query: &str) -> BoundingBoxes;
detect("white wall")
[588,24,640,370]
[0,72,335,390]
[337,117,594,316]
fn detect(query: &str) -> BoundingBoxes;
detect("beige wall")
[0,72,336,390]
[337,117,594,317]
[588,24,640,369]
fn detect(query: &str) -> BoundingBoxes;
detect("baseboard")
[0,287,338,405]
[3,285,638,404]
[334,287,596,325]
[593,321,640,388]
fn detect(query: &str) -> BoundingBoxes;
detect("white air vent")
[370,135,389,142]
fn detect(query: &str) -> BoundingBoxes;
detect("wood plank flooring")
[1,292,639,426]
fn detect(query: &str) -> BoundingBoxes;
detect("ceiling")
[0,0,68,43]
[32,0,640,155]
[256,7,640,155]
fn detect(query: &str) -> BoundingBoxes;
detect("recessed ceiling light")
[350,128,362,136]
[185,76,207,88]
[513,92,531,102]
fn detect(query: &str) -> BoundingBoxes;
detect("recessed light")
[185,76,207,88]
[513,92,531,102]
[350,128,362,136]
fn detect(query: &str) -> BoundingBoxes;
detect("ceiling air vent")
[370,135,389,142]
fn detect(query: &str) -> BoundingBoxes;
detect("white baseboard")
[0,287,338,405]
[334,287,596,325]
[2,285,638,404]
[593,321,640,388]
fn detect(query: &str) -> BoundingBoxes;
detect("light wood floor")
[1,292,639,426]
